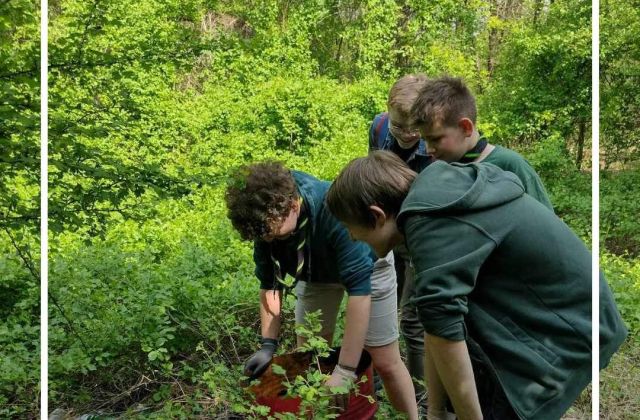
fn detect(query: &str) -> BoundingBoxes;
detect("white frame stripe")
[40,0,49,417]
[591,0,600,418]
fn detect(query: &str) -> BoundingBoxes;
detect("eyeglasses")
[389,121,420,135]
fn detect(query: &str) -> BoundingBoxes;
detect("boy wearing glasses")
[225,161,418,419]
[368,74,433,403]
[369,74,432,173]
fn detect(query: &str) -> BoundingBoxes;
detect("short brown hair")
[410,76,477,130]
[387,74,429,118]
[327,151,417,228]
[225,161,298,240]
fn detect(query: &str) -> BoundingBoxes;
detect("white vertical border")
[592,0,600,418]
[40,0,48,417]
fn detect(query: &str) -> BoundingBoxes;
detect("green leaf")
[271,364,286,376]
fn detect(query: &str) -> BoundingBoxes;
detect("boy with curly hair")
[225,161,418,418]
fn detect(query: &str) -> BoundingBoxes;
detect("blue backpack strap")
[369,112,389,151]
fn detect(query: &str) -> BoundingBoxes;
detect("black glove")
[244,337,278,380]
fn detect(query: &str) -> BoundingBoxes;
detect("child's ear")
[458,118,474,136]
[369,205,387,228]
[291,198,301,213]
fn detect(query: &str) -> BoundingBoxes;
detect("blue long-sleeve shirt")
[253,171,374,296]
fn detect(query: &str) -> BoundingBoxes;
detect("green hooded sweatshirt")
[396,161,627,420]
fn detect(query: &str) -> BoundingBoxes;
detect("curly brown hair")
[225,161,298,241]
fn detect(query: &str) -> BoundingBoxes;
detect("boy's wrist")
[333,364,357,380]
[337,363,357,373]
[259,336,279,350]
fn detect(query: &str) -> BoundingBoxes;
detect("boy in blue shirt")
[225,161,418,418]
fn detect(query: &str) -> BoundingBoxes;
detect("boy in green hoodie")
[410,76,553,210]
[368,75,555,405]
[326,151,627,420]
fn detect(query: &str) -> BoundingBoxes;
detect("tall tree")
[480,0,591,168]
[601,0,640,168]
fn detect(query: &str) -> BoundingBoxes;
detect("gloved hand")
[326,363,357,412]
[244,337,278,380]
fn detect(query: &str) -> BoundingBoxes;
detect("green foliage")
[601,169,640,256]
[515,134,592,240]
[400,0,487,86]
[0,235,40,418]
[0,1,41,416]
[602,253,640,338]
[1,0,40,232]
[480,0,591,167]
[295,310,331,359]
[200,354,271,419]
[264,310,366,419]
[601,0,640,168]
[32,0,638,418]
[48,188,258,404]
[48,0,208,237]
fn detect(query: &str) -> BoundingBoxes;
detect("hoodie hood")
[398,161,525,228]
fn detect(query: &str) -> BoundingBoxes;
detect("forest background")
[1,0,639,418]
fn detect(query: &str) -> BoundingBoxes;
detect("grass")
[600,338,640,419]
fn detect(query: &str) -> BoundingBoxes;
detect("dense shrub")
[0,236,39,418]
[601,170,640,256]
[602,253,640,338]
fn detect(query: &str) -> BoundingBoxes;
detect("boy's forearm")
[426,334,482,420]
[338,295,371,369]
[424,334,450,418]
[259,289,282,339]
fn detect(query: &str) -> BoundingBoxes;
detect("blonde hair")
[387,74,429,118]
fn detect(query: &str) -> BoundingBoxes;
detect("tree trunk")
[533,0,543,25]
[488,27,498,77]
[576,119,586,169]
[335,36,343,64]
[487,1,498,77]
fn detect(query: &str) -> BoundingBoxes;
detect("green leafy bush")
[602,253,640,338]
[0,234,39,418]
[524,133,592,240]
[601,170,640,256]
